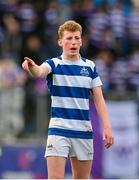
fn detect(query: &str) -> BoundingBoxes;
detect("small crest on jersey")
[80,67,89,76]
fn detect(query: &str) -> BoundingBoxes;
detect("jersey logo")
[80,67,89,76]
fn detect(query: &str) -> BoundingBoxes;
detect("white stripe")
[49,118,92,131]
[86,59,95,68]
[51,96,89,110]
[42,63,52,74]
[52,58,63,67]
[53,74,91,88]
[91,77,103,88]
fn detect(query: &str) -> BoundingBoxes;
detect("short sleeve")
[91,64,103,88]
[42,59,55,73]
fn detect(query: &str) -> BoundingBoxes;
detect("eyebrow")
[66,35,81,38]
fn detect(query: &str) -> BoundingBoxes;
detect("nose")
[71,39,76,45]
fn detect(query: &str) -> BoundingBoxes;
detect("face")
[58,30,82,60]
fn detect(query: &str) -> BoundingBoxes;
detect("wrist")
[104,125,111,129]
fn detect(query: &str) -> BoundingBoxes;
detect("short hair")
[58,20,82,39]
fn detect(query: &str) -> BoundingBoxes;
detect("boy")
[22,20,114,179]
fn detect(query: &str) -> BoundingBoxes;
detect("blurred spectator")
[1,13,22,64]
[128,1,139,49]
[0,58,26,142]
[94,49,114,92]
[33,1,47,38]
[58,0,71,23]
[71,0,95,34]
[43,0,59,41]
[128,46,139,91]
[21,34,45,65]
[110,57,129,93]
[88,2,110,54]
[108,0,128,56]
[17,1,38,36]
[0,0,18,16]
[43,0,61,58]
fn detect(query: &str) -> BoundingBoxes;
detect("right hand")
[22,57,35,72]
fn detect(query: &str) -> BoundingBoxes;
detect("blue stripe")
[51,107,89,121]
[48,128,93,139]
[92,66,99,79]
[46,73,53,93]
[53,65,92,77]
[51,85,90,99]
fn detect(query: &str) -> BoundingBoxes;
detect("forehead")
[62,30,81,38]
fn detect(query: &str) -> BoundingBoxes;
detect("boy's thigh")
[70,157,92,179]
[47,156,67,179]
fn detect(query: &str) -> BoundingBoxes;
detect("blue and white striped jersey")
[43,56,102,139]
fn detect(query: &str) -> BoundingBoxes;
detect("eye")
[75,36,80,40]
[66,37,72,40]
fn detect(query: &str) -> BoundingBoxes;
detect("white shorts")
[44,135,93,161]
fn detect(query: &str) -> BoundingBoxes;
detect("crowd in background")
[0,0,139,141]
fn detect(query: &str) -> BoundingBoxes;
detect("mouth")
[70,47,77,51]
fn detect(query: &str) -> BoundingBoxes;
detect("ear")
[58,39,63,47]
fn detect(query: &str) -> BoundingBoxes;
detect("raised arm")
[92,86,114,148]
[22,57,50,78]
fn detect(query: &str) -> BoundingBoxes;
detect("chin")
[70,52,78,56]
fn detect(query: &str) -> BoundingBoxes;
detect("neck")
[62,53,80,61]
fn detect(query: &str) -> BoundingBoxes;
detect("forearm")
[92,87,114,147]
[94,97,111,129]
[28,64,43,78]
[92,87,111,129]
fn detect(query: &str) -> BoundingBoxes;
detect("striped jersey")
[43,55,102,139]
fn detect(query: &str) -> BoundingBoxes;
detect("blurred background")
[0,0,139,179]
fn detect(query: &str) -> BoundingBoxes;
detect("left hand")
[103,127,114,148]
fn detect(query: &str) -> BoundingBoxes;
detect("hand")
[22,57,35,72]
[103,127,114,149]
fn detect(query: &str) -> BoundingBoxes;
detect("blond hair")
[58,20,82,39]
